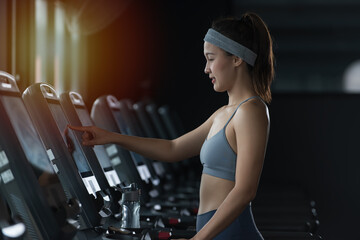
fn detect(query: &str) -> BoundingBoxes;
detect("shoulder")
[233,98,269,128]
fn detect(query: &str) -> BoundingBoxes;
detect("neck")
[227,67,257,106]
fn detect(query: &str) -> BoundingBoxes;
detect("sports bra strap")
[224,96,259,127]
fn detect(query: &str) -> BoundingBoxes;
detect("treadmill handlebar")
[0,71,19,93]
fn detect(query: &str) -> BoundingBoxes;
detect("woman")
[70,12,274,240]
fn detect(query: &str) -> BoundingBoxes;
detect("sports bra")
[200,96,263,182]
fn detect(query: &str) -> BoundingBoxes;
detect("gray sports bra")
[200,96,263,181]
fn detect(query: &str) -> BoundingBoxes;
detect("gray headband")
[204,28,257,66]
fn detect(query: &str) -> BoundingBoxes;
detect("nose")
[204,63,210,74]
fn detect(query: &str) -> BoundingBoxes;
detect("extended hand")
[67,125,114,146]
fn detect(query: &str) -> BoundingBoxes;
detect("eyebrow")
[204,53,215,56]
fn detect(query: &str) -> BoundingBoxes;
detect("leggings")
[196,205,263,240]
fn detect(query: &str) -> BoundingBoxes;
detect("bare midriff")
[198,173,235,215]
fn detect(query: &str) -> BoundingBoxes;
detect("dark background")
[265,93,360,240]
[2,0,360,239]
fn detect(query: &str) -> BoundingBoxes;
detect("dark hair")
[211,12,274,103]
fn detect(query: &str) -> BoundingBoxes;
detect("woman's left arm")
[193,101,269,240]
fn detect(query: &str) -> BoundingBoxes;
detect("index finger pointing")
[67,125,91,132]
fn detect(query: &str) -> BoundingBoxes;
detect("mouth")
[210,77,216,84]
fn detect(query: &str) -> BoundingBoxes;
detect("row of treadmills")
[0,71,322,240]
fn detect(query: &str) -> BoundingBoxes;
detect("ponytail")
[211,12,275,103]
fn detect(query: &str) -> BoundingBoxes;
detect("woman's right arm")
[68,108,219,163]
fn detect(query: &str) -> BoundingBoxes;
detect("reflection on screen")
[75,107,112,170]
[1,96,53,173]
[47,103,92,176]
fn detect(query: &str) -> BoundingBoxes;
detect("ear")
[233,56,243,67]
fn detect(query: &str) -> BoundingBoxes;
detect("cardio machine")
[23,83,113,239]
[0,71,80,240]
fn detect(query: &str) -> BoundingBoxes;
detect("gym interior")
[1,0,359,239]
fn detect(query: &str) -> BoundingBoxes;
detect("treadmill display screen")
[1,96,53,173]
[75,107,113,170]
[48,103,92,177]
[1,95,68,211]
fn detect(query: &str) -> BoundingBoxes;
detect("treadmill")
[92,96,197,210]
[91,95,156,202]
[60,92,122,187]
[61,91,191,239]
[60,91,125,218]
[61,91,196,239]
[0,71,79,240]
[22,83,112,239]
[91,96,198,233]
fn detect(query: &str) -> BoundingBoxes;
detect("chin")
[213,85,226,93]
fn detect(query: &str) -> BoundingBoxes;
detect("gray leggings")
[196,205,264,240]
